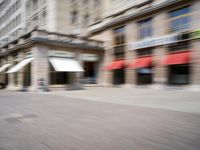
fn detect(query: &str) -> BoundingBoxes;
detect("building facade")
[0,29,104,91]
[0,0,26,45]
[0,0,104,91]
[0,0,103,46]
[89,0,200,89]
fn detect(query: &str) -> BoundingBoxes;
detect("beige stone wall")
[7,56,15,89]
[191,40,200,86]
[31,44,49,91]
[153,12,168,85]
[125,22,138,86]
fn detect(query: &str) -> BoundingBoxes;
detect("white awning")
[0,64,11,73]
[7,58,33,73]
[49,57,84,72]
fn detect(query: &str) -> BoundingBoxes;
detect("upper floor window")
[71,11,78,24]
[113,26,126,60]
[168,41,190,53]
[83,14,89,26]
[136,48,153,57]
[169,6,191,32]
[113,26,125,45]
[33,0,38,10]
[138,18,152,39]
[94,0,100,7]
[83,0,88,5]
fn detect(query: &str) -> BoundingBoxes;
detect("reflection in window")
[138,18,152,39]
[169,7,191,32]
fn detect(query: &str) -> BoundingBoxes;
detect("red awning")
[163,51,190,65]
[128,57,152,68]
[105,60,126,70]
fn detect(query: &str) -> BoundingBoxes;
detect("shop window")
[168,41,190,52]
[113,26,125,60]
[136,48,153,57]
[169,6,191,32]
[168,64,190,85]
[50,64,69,85]
[113,69,125,85]
[138,18,152,39]
[136,67,153,85]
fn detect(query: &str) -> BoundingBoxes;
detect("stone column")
[125,22,138,87]
[153,13,169,88]
[189,1,200,90]
[31,45,49,91]
[191,0,200,31]
[102,30,114,86]
[96,52,105,85]
[190,40,200,89]
[7,56,15,90]
[17,52,25,90]
[154,47,167,87]
[69,50,83,90]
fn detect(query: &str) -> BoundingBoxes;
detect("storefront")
[81,54,99,84]
[129,56,153,85]
[0,63,10,88]
[105,60,126,85]
[0,29,104,91]
[163,51,191,85]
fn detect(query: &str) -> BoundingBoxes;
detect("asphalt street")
[0,89,200,150]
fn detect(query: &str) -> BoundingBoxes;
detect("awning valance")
[49,57,84,72]
[105,60,126,70]
[128,57,152,68]
[7,58,33,73]
[0,64,11,73]
[162,52,190,65]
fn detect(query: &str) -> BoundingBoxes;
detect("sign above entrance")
[49,50,75,58]
[129,34,178,50]
[81,54,99,61]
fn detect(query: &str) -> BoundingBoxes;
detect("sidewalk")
[45,86,200,114]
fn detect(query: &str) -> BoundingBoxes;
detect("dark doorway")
[83,61,96,84]
[136,67,153,85]
[23,63,31,87]
[113,69,125,85]
[168,64,190,85]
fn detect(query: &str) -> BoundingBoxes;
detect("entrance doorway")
[23,63,31,87]
[83,61,97,84]
[136,67,153,85]
[168,64,190,85]
[113,69,125,85]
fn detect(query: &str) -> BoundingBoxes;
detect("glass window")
[138,18,152,39]
[136,48,153,57]
[169,6,191,32]
[113,26,125,60]
[71,11,78,24]
[33,0,38,10]
[83,14,89,26]
[168,41,190,52]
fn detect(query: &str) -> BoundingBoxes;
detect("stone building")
[0,0,104,91]
[89,0,200,89]
[0,29,104,91]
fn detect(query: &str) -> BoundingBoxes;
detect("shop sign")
[129,34,178,50]
[192,29,200,39]
[49,50,75,58]
[81,54,99,61]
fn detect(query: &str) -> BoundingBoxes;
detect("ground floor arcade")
[0,29,104,91]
